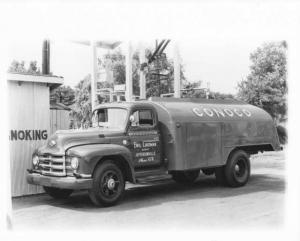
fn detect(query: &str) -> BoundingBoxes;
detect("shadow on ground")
[12,172,285,213]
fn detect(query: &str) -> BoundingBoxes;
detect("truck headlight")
[32,155,39,166]
[70,157,79,170]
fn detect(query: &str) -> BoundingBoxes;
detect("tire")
[215,166,227,186]
[88,160,125,207]
[224,150,250,187]
[171,169,199,184]
[43,186,73,199]
[202,168,215,176]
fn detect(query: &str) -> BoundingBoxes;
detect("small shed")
[8,72,63,197]
[50,101,72,134]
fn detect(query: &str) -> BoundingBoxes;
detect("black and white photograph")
[0,0,299,241]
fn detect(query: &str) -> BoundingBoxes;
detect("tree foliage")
[144,52,186,98]
[209,91,235,100]
[50,85,75,106]
[8,60,41,74]
[181,80,234,100]
[237,41,287,123]
[70,75,93,128]
[104,50,126,85]
[27,61,40,74]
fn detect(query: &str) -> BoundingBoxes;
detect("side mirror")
[129,115,135,124]
[129,115,139,127]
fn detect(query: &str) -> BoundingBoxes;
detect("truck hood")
[38,128,124,155]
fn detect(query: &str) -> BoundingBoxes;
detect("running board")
[134,167,167,178]
[136,174,172,184]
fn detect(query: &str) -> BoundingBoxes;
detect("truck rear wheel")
[171,169,199,184]
[225,150,250,187]
[43,186,73,199]
[88,160,125,207]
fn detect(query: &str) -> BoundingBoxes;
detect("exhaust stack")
[42,39,50,75]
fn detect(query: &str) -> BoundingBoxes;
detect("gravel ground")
[11,150,285,231]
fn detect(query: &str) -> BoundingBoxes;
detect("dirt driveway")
[11,151,285,230]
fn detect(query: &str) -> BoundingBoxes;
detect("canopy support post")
[174,43,181,98]
[125,41,133,101]
[139,45,146,99]
[90,41,98,110]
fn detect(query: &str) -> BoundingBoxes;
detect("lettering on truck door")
[128,109,161,168]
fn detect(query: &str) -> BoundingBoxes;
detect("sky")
[7,38,265,95]
[4,1,296,96]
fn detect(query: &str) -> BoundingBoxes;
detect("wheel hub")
[107,178,116,190]
[234,164,240,172]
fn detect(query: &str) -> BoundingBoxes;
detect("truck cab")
[27,98,281,206]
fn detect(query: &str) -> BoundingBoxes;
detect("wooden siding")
[50,109,70,134]
[9,81,50,197]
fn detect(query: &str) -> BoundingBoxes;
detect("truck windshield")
[92,108,128,131]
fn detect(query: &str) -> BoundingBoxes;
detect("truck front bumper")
[26,172,93,190]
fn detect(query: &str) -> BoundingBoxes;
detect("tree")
[27,61,40,74]
[70,75,93,128]
[237,41,287,123]
[8,60,41,74]
[181,80,234,100]
[50,85,75,106]
[144,52,187,98]
[209,91,235,100]
[181,80,205,98]
[104,49,126,85]
[8,60,26,73]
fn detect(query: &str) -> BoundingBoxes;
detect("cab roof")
[94,101,154,110]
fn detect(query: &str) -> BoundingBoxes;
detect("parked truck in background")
[27,97,281,206]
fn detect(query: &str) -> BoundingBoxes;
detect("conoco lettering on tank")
[192,107,251,118]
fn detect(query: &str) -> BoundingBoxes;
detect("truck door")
[127,108,161,168]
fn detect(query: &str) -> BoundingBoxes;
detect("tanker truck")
[27,97,281,206]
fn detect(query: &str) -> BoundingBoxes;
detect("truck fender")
[67,144,135,182]
[222,144,275,165]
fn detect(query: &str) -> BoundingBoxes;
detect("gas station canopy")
[72,41,122,49]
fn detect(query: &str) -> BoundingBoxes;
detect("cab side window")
[131,110,154,127]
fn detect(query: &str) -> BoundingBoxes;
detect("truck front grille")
[37,154,66,177]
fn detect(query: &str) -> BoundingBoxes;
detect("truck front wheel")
[43,187,73,199]
[171,169,199,184]
[225,150,250,187]
[88,160,125,207]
